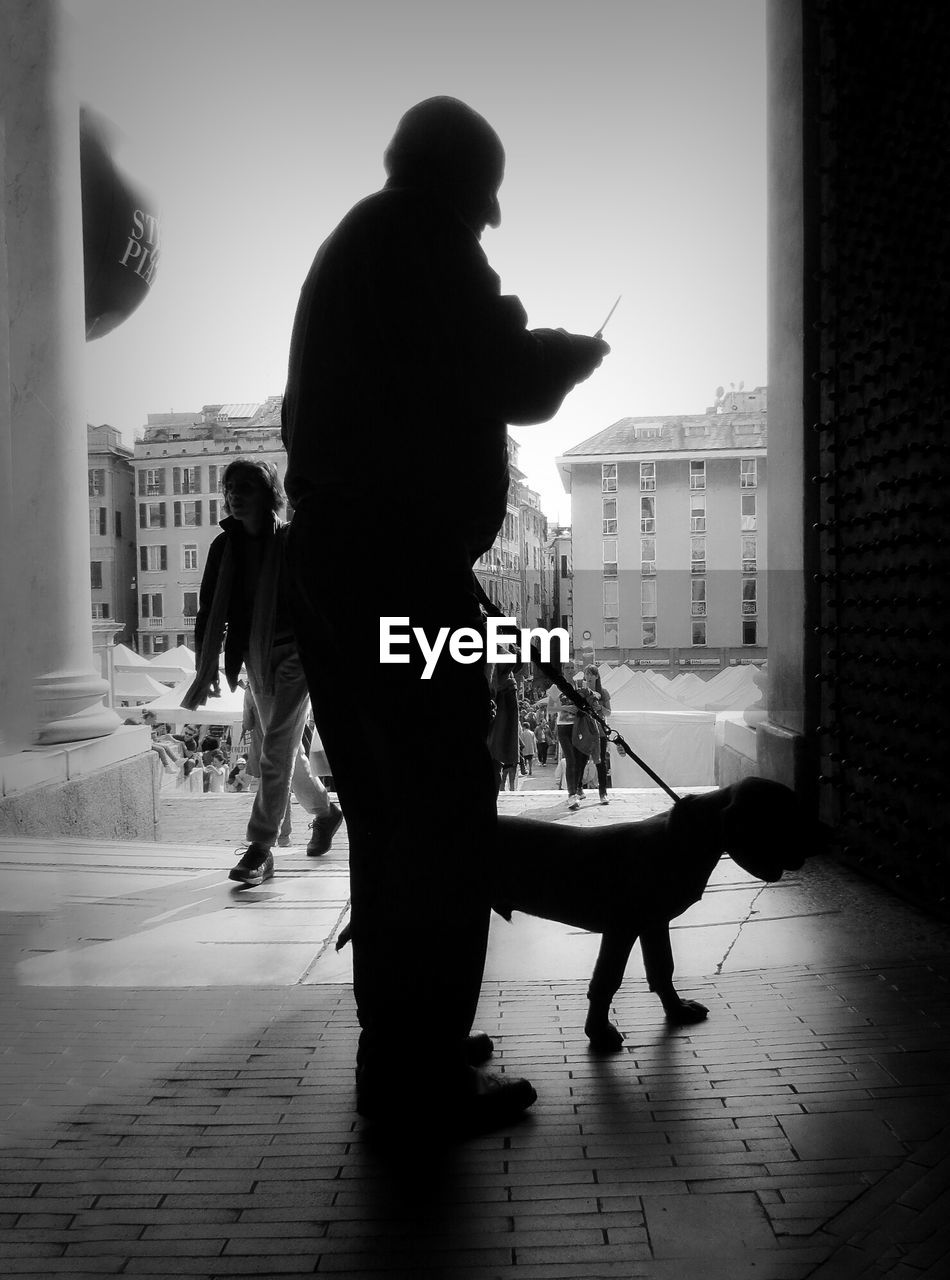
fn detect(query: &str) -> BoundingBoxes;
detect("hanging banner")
[80,106,161,340]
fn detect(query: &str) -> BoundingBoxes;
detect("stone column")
[0,0,120,746]
[760,0,810,789]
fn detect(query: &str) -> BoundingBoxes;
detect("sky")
[65,0,766,524]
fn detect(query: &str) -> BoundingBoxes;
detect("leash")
[473,580,680,804]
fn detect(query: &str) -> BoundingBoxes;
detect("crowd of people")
[488,665,612,804]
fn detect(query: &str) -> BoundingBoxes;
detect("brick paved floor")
[1,790,949,1278]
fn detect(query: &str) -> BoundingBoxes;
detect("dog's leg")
[585,931,637,1052]
[640,923,709,1025]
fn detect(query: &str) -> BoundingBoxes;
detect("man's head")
[384,96,505,236]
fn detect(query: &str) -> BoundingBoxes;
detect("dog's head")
[721,777,817,882]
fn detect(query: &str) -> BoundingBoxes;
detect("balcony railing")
[147,617,165,627]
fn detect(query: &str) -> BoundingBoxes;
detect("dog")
[492,776,813,1051]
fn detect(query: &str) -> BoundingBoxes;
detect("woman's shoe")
[228,843,274,887]
[568,795,580,810]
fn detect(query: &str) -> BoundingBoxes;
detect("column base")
[33,670,123,744]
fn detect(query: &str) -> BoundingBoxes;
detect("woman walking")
[182,459,342,887]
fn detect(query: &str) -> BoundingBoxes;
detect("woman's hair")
[221,458,286,516]
[212,750,225,763]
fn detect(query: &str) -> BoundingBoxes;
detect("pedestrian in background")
[182,458,342,888]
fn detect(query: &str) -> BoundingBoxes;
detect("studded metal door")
[805,2,949,912]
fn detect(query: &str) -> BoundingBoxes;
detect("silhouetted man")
[282,96,608,1133]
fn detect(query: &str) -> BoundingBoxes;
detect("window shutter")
[140,546,147,571]
[173,467,181,495]
[159,503,167,528]
[138,472,146,495]
[174,501,181,527]
[195,501,202,526]
[139,503,146,528]
[141,594,150,618]
[161,546,168,571]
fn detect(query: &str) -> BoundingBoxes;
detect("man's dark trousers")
[287,504,497,1106]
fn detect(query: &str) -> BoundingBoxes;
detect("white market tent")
[608,708,717,787]
[608,672,686,712]
[113,669,169,704]
[144,651,196,685]
[131,678,246,726]
[162,644,196,669]
[600,664,635,696]
[677,664,761,712]
[112,642,150,669]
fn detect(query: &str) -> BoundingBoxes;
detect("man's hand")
[561,332,610,381]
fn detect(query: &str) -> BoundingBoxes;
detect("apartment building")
[132,398,285,655]
[556,387,767,670]
[474,436,553,630]
[87,423,137,642]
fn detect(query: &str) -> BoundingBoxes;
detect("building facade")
[131,398,285,655]
[557,388,768,672]
[474,435,553,630]
[87,423,137,643]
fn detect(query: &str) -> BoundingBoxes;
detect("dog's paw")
[585,1021,625,1053]
[664,999,709,1025]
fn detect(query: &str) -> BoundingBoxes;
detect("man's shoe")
[307,802,343,856]
[356,1068,536,1137]
[568,796,580,810]
[229,843,274,887]
[600,795,610,805]
[465,1031,495,1065]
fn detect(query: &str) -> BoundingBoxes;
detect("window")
[140,545,167,572]
[90,561,103,590]
[141,592,164,622]
[139,502,166,529]
[690,492,706,533]
[641,578,657,618]
[91,602,110,619]
[741,493,757,530]
[635,426,661,439]
[691,578,707,616]
[139,467,165,496]
[691,620,707,646]
[741,535,757,573]
[640,461,656,491]
[88,469,105,496]
[182,544,199,571]
[741,457,758,488]
[640,536,656,575]
[641,620,657,647]
[640,495,655,534]
[690,536,706,574]
[174,500,202,527]
[174,465,202,495]
[601,462,617,493]
[208,465,221,492]
[602,497,617,535]
[208,499,220,525]
[689,459,706,490]
[604,620,619,646]
[560,554,569,578]
[603,579,619,619]
[182,591,199,621]
[602,538,618,578]
[152,634,168,653]
[89,506,107,536]
[115,510,122,538]
[742,577,758,615]
[742,620,758,645]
